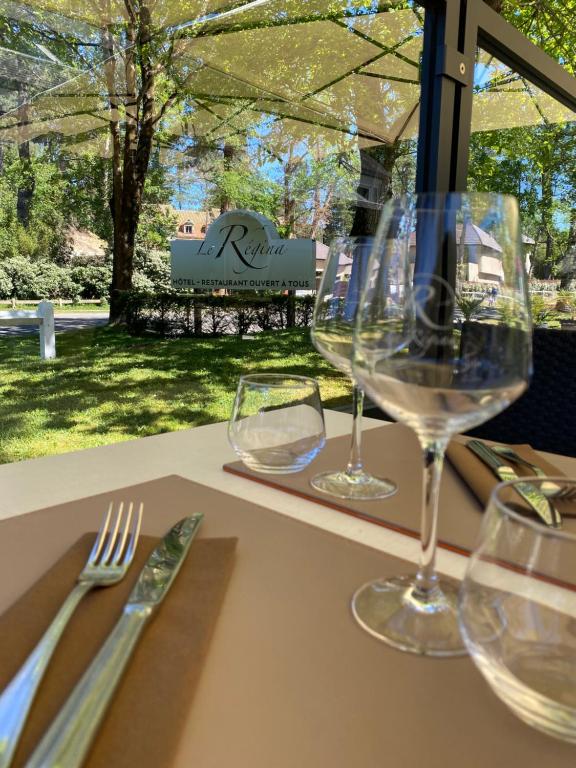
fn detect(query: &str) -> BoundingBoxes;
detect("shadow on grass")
[0,327,350,462]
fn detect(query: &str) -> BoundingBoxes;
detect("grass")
[0,326,351,464]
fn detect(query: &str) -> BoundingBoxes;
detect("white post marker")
[36,301,56,359]
[0,302,56,359]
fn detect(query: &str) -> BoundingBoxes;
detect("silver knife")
[25,514,203,768]
[467,440,558,527]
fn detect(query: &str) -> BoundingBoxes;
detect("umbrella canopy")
[0,1,574,179]
[471,49,576,132]
[0,0,423,160]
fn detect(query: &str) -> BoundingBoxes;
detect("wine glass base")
[351,575,467,657]
[310,470,397,500]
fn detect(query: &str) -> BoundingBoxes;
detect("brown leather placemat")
[0,475,574,767]
[0,529,236,768]
[224,424,576,556]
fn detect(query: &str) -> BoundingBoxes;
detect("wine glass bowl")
[311,237,397,501]
[352,193,532,656]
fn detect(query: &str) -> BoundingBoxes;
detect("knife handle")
[25,606,151,768]
[0,582,92,768]
[467,439,505,471]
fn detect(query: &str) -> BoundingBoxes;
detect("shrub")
[456,294,484,321]
[530,294,556,327]
[3,257,42,299]
[133,248,171,292]
[116,290,316,337]
[0,265,12,298]
[70,265,112,299]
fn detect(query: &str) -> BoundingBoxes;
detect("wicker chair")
[466,328,576,457]
[364,328,576,457]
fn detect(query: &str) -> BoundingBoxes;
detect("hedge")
[117,291,316,337]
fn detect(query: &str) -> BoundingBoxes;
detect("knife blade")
[25,514,203,768]
[466,440,558,527]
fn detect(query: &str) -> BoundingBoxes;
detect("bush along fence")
[117,291,316,337]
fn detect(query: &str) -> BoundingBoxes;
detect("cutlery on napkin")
[25,515,203,768]
[0,528,237,768]
[447,439,576,518]
[0,502,143,768]
[466,440,560,527]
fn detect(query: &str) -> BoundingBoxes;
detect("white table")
[3,411,576,767]
[1,410,574,583]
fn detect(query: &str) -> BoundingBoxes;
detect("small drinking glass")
[228,373,325,473]
[310,236,397,500]
[459,478,576,743]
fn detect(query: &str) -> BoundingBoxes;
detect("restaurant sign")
[171,210,316,291]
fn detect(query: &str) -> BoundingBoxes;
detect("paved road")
[0,312,109,337]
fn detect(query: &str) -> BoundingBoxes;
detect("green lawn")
[0,327,351,464]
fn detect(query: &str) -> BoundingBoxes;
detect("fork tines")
[89,502,143,567]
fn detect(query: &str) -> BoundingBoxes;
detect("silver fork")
[490,446,576,500]
[0,501,143,768]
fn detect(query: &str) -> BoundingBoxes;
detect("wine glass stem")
[414,436,449,597]
[345,385,365,477]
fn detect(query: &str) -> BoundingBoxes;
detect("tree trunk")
[109,5,156,324]
[283,146,298,236]
[349,145,399,236]
[220,142,236,214]
[560,209,576,288]
[536,166,554,279]
[16,86,35,228]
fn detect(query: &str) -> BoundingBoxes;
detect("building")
[171,209,220,240]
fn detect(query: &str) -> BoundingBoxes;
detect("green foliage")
[496,298,515,325]
[555,289,576,313]
[529,295,556,327]
[0,265,12,297]
[70,266,111,299]
[0,143,178,300]
[133,250,171,292]
[118,290,315,337]
[1,258,81,300]
[457,294,485,321]
[0,148,69,262]
[60,154,113,243]
[210,168,282,222]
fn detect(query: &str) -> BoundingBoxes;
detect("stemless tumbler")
[228,374,325,473]
[459,478,576,743]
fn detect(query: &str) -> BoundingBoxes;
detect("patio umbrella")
[1,0,574,195]
[0,0,423,164]
[471,50,576,132]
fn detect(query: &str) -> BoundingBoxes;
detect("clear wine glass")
[310,236,397,500]
[352,193,532,656]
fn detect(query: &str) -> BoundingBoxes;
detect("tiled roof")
[171,208,220,233]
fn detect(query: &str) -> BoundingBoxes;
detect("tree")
[0,0,485,305]
[468,1,576,278]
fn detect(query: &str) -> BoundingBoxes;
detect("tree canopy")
[0,0,575,300]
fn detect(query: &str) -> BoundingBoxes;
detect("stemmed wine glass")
[311,236,397,500]
[352,193,532,656]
